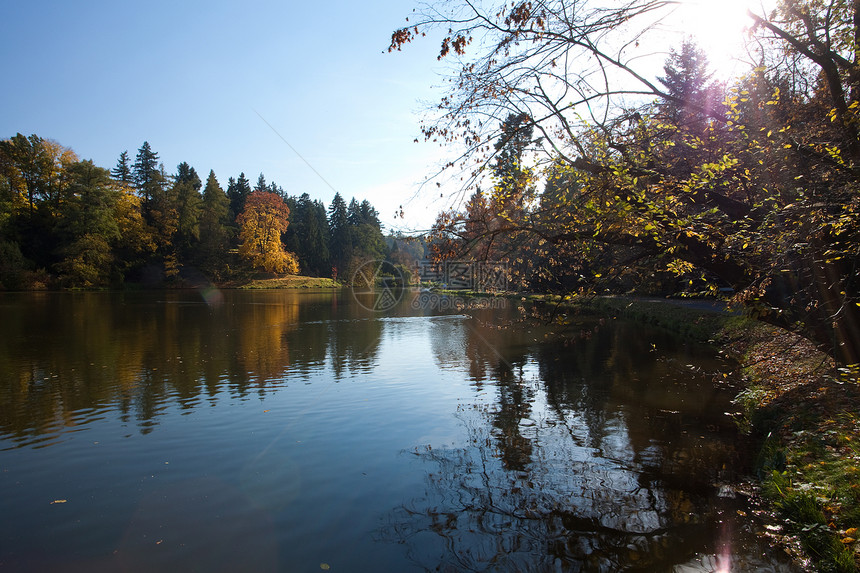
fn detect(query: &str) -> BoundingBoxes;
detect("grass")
[234,275,341,289]
[723,325,860,572]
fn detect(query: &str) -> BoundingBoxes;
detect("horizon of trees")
[0,137,404,288]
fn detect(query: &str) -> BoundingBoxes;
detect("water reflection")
[0,291,801,571]
[381,307,792,571]
[0,290,382,447]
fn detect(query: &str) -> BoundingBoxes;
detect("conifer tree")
[132,141,161,200]
[199,170,230,272]
[657,40,722,126]
[328,192,350,273]
[347,198,362,226]
[228,172,251,221]
[254,173,267,193]
[172,162,203,255]
[111,151,132,185]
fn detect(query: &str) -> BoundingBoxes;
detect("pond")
[0,289,799,572]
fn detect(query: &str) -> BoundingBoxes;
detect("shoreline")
[553,295,860,572]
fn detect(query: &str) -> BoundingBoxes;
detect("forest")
[0,137,412,289]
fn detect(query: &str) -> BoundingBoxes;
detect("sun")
[672,0,770,79]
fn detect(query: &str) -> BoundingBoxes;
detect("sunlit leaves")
[237,191,298,274]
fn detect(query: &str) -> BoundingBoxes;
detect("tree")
[391,0,860,366]
[0,133,77,212]
[492,112,535,213]
[199,170,231,272]
[657,40,723,127]
[347,197,362,226]
[358,199,380,228]
[132,141,162,201]
[268,181,284,197]
[172,162,203,256]
[111,151,133,185]
[52,160,123,286]
[328,192,350,273]
[254,173,268,193]
[286,192,330,276]
[228,172,251,222]
[237,190,298,274]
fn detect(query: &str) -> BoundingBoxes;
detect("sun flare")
[673,0,770,78]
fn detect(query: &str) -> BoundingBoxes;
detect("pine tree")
[228,172,251,222]
[657,39,721,125]
[111,150,132,185]
[492,112,535,215]
[132,141,163,201]
[289,193,331,276]
[359,200,380,228]
[254,173,267,193]
[347,197,362,226]
[199,170,230,272]
[172,162,203,254]
[175,161,201,191]
[268,182,284,197]
[328,192,350,273]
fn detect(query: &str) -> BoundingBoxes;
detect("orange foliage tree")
[236,191,299,274]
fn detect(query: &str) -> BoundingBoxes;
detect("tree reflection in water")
[0,290,383,445]
[381,311,746,571]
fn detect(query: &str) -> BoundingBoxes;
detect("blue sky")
[0,1,762,233]
[0,0,452,232]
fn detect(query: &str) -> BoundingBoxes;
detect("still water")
[0,290,798,572]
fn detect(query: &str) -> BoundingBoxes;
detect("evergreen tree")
[111,150,132,185]
[175,161,202,191]
[52,160,119,287]
[228,172,251,222]
[347,197,362,226]
[199,170,230,272]
[657,39,721,125]
[308,199,331,275]
[132,141,161,200]
[268,181,284,197]
[290,193,330,276]
[254,173,267,193]
[358,200,380,228]
[328,192,350,273]
[171,162,203,255]
[492,112,535,216]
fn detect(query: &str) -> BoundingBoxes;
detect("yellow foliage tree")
[237,191,298,274]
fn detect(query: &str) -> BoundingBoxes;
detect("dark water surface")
[0,290,799,572]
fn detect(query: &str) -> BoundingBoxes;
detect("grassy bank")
[557,295,860,571]
[231,276,341,289]
[730,326,860,572]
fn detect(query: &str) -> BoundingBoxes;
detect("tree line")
[0,138,392,287]
[393,0,860,368]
